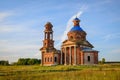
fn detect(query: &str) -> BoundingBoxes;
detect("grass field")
[0,64,120,80]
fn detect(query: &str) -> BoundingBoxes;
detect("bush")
[102,58,105,64]
[99,58,105,64]
[15,58,41,65]
[0,60,9,65]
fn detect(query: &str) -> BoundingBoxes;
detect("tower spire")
[43,22,54,48]
[73,17,80,26]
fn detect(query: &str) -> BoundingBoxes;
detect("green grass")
[0,64,120,80]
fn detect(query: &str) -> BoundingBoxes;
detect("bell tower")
[43,22,54,52]
[40,22,60,66]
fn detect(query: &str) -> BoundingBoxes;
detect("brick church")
[40,18,98,66]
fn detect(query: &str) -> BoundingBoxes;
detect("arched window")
[50,42,53,47]
[70,36,73,40]
[45,33,47,39]
[88,56,90,62]
[50,57,52,62]
[48,57,49,62]
[42,51,45,54]
[45,58,46,62]
[54,57,57,62]
[76,36,79,39]
[50,33,53,40]
[44,43,46,46]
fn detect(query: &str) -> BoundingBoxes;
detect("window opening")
[45,58,46,62]
[88,56,90,62]
[54,57,57,62]
[50,57,52,62]
[48,57,49,62]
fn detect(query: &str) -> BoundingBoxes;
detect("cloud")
[0,39,40,52]
[103,33,120,41]
[0,56,19,63]
[111,49,120,54]
[0,11,24,33]
[0,12,14,22]
[0,18,42,34]
[105,48,120,61]
[0,41,40,63]
[34,52,41,58]
[0,11,42,63]
[0,24,23,33]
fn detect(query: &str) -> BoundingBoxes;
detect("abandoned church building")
[40,18,98,66]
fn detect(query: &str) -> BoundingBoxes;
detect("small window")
[76,36,79,39]
[76,35,80,39]
[50,33,53,40]
[44,43,46,46]
[70,36,73,40]
[50,57,52,62]
[45,58,46,62]
[45,33,47,39]
[48,57,49,62]
[54,57,57,62]
[88,56,90,62]
[50,43,53,46]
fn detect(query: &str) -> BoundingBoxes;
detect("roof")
[76,40,94,48]
[70,18,83,32]
[82,47,98,52]
[70,26,83,32]
[74,17,80,21]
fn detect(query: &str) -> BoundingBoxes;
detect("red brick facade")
[40,22,60,66]
[40,18,98,66]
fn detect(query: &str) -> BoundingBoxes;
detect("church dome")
[69,17,83,32]
[70,26,83,32]
[67,18,86,41]
[74,17,80,21]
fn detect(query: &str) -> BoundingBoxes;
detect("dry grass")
[0,64,120,80]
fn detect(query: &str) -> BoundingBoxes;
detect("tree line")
[0,58,41,65]
[13,58,41,65]
[0,60,9,65]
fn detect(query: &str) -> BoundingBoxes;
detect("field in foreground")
[0,64,120,80]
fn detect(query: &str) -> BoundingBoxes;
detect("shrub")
[0,60,9,65]
[15,58,41,65]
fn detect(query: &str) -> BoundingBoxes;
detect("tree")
[17,58,30,65]
[102,58,105,64]
[16,58,41,65]
[28,59,35,65]
[0,60,9,65]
